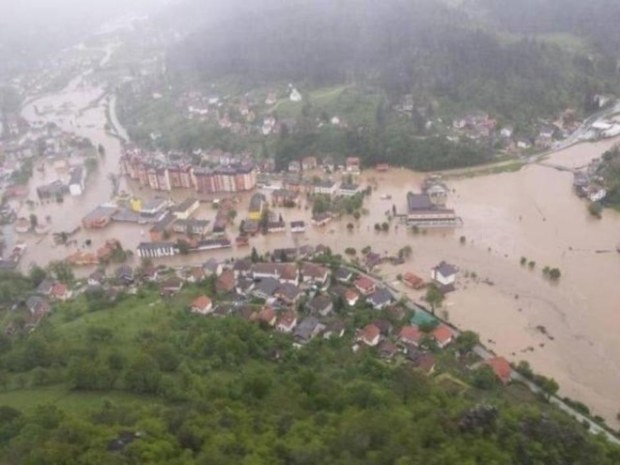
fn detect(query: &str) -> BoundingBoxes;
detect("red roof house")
[358,323,381,347]
[431,324,454,348]
[191,295,213,315]
[354,276,376,296]
[399,325,424,346]
[485,356,513,385]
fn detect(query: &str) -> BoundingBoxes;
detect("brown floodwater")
[13,66,620,426]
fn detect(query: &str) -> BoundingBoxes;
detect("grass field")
[0,385,158,414]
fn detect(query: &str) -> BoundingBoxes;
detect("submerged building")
[406,192,459,228]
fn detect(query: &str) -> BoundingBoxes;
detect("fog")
[0,0,169,72]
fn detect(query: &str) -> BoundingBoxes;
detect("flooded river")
[12,62,620,426]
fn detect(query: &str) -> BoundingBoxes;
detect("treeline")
[0,297,619,464]
[479,0,620,56]
[274,120,492,171]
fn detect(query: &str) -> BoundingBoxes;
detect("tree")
[29,265,47,287]
[251,247,259,263]
[588,201,603,218]
[29,214,38,230]
[177,239,190,255]
[48,260,74,283]
[124,354,161,394]
[455,331,480,354]
[537,376,559,400]
[228,209,237,221]
[97,144,105,156]
[473,365,499,390]
[381,222,389,232]
[344,247,356,256]
[425,284,444,314]
[548,268,561,281]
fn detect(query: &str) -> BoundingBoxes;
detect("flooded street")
[10,61,620,426]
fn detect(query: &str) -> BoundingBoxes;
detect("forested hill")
[476,0,620,56]
[165,0,620,121]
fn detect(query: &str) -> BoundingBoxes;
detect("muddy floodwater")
[11,66,620,426]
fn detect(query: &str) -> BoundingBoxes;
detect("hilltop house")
[191,295,213,315]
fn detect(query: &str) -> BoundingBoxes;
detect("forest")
[0,276,619,464]
[166,0,620,122]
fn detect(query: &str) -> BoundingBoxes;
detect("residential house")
[233,259,252,278]
[160,277,183,296]
[399,325,424,347]
[267,220,286,234]
[307,294,333,316]
[431,261,458,290]
[88,270,106,287]
[36,278,55,296]
[191,295,213,315]
[372,319,393,337]
[344,288,360,306]
[364,252,383,271]
[367,288,393,310]
[256,307,277,327]
[272,189,300,207]
[301,156,317,171]
[235,277,255,297]
[288,160,301,173]
[141,266,160,283]
[294,317,325,343]
[334,268,353,283]
[301,262,331,288]
[253,277,281,299]
[82,205,117,229]
[137,242,177,259]
[290,220,306,233]
[339,182,359,197]
[275,283,303,306]
[354,276,376,296]
[26,296,50,319]
[276,311,298,333]
[431,324,454,348]
[346,156,361,174]
[403,272,425,290]
[171,198,200,220]
[412,352,437,375]
[313,179,337,196]
[115,265,134,285]
[358,323,381,347]
[323,320,346,339]
[253,263,299,285]
[485,356,513,385]
[248,193,267,221]
[203,258,223,276]
[51,282,72,301]
[312,212,332,227]
[186,266,206,283]
[69,166,85,196]
[216,270,236,294]
[378,341,399,360]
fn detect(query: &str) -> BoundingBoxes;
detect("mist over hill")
[162,0,620,122]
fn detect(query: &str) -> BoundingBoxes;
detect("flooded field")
[11,69,620,426]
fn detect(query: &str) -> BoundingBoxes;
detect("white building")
[431,261,458,287]
[69,166,85,196]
